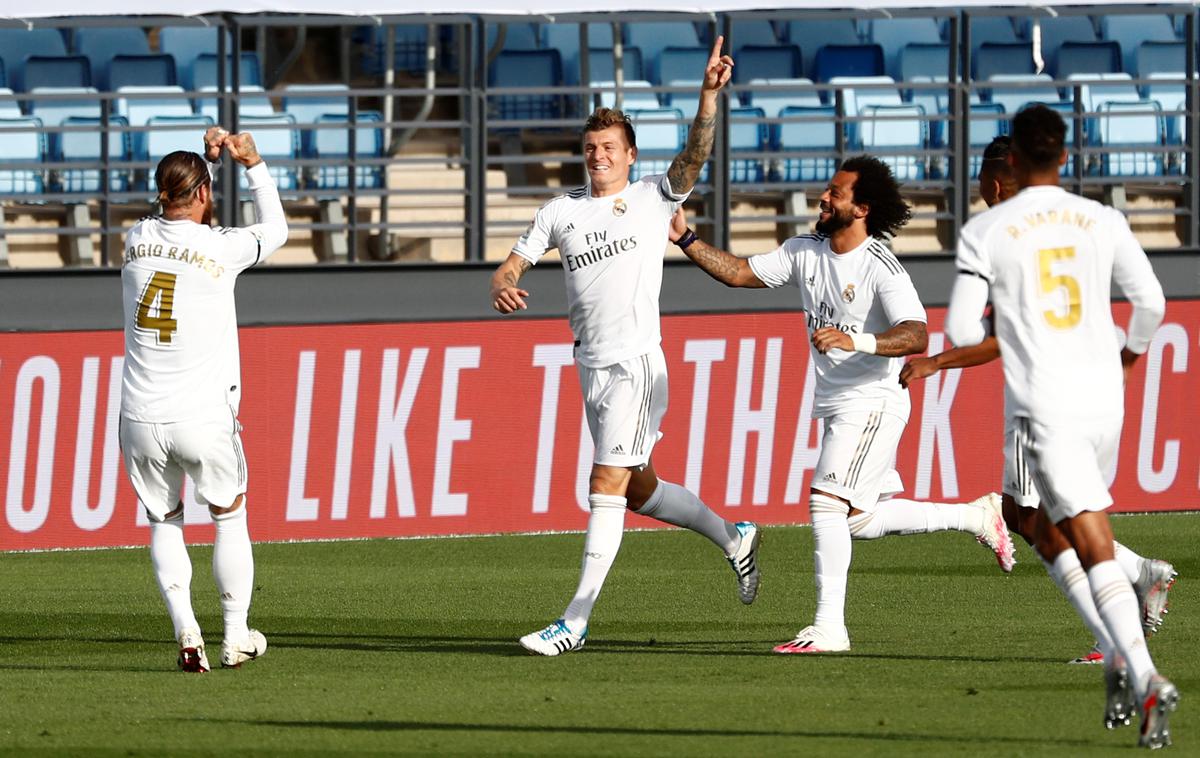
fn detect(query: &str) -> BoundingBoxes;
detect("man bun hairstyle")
[154,151,210,211]
[1011,104,1066,171]
[584,107,637,149]
[839,154,912,239]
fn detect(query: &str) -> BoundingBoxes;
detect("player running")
[120,127,286,672]
[945,105,1177,749]
[667,155,1014,654]
[490,37,762,656]
[900,136,1176,665]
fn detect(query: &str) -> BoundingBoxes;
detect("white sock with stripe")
[847,497,985,539]
[1088,559,1157,695]
[637,480,740,555]
[212,504,255,642]
[1042,550,1114,658]
[810,494,851,636]
[150,513,200,639]
[563,494,627,633]
[1112,541,1145,584]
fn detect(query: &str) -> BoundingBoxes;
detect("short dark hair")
[1011,104,1066,170]
[839,155,912,239]
[982,134,1012,163]
[584,107,637,149]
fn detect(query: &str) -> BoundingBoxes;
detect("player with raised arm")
[667,155,1014,654]
[490,37,762,657]
[900,136,1176,665]
[944,105,1176,748]
[120,127,287,672]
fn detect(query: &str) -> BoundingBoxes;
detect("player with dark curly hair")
[668,155,1014,654]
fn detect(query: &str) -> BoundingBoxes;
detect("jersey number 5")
[1038,246,1082,330]
[135,271,179,344]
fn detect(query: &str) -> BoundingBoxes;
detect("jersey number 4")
[1038,246,1082,330]
[135,271,179,344]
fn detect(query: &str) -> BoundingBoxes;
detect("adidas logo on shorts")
[822,472,838,482]
[610,444,625,455]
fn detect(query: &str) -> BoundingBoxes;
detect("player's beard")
[201,193,214,226]
[815,204,854,235]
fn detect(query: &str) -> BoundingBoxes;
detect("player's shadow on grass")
[209,717,1106,748]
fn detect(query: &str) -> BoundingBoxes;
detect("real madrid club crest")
[612,198,627,217]
[842,283,856,303]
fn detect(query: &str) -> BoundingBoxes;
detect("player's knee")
[209,493,246,521]
[148,501,185,524]
[809,491,850,517]
[847,511,884,540]
[625,477,660,512]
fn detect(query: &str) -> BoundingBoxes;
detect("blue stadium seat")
[899,43,950,83]
[58,115,129,192]
[0,88,21,119]
[159,27,233,83]
[283,84,350,156]
[859,103,926,180]
[0,117,45,195]
[29,86,101,163]
[239,113,300,191]
[1136,41,1186,78]
[191,52,263,91]
[1024,15,1098,74]
[0,59,6,89]
[1100,14,1179,75]
[974,43,1035,81]
[0,29,67,94]
[775,105,837,183]
[907,76,953,147]
[967,16,1021,53]
[74,27,150,90]
[116,85,195,159]
[828,75,901,146]
[664,79,701,120]
[812,44,884,83]
[109,54,177,90]
[1066,72,1140,113]
[729,106,767,183]
[731,20,780,49]
[867,18,944,80]
[21,56,91,91]
[733,45,801,84]
[197,84,276,122]
[786,20,862,76]
[542,23,615,85]
[627,108,683,181]
[592,80,660,111]
[627,22,702,85]
[1055,41,1121,79]
[581,48,644,87]
[968,102,1006,178]
[986,73,1063,115]
[748,77,822,118]
[486,23,540,52]
[146,115,215,190]
[656,47,709,87]
[1095,100,1163,176]
[313,112,384,190]
[1145,73,1185,145]
[488,50,564,122]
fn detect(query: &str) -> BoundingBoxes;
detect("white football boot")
[973,492,1016,573]
[772,625,851,654]
[1104,660,1135,729]
[726,522,762,605]
[1133,559,1177,637]
[519,619,587,656]
[177,628,210,673]
[1137,674,1180,749]
[221,629,267,668]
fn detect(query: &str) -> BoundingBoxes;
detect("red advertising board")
[2,301,1197,551]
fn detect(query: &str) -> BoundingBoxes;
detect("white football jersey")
[121,162,288,422]
[512,175,688,368]
[749,233,927,421]
[956,185,1164,424]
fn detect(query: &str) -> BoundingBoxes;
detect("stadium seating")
[0,117,45,194]
[733,45,801,84]
[191,52,263,91]
[656,47,709,87]
[812,45,884,84]
[57,114,129,192]
[859,103,926,180]
[906,76,953,147]
[1136,41,1186,78]
[968,102,1006,178]
[627,108,683,180]
[486,23,540,52]
[313,112,384,190]
[0,59,7,90]
[116,86,195,159]
[0,88,20,119]
[627,22,703,85]
[729,106,767,183]
[0,29,68,94]
[1145,73,1186,146]
[829,75,902,145]
[74,27,150,90]
[985,73,1062,114]
[239,113,300,191]
[775,105,837,182]
[1100,14,1179,75]
[974,43,1035,81]
[488,50,564,122]
[1024,15,1098,74]
[664,79,702,120]
[22,56,91,91]
[899,44,951,83]
[1055,41,1121,79]
[542,23,615,85]
[592,80,660,111]
[748,77,823,118]
[146,114,214,190]
[283,84,350,156]
[159,26,233,83]
[730,20,781,49]
[197,84,276,122]
[109,54,177,90]
[966,16,1021,52]
[359,24,434,76]
[868,18,944,80]
[582,48,645,88]
[1095,100,1163,176]
[786,19,861,76]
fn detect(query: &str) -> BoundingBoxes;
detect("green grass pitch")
[0,513,1193,756]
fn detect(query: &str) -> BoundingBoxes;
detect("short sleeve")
[654,173,690,211]
[876,268,927,325]
[954,223,994,284]
[747,243,798,289]
[511,201,558,264]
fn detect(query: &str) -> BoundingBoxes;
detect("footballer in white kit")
[491,37,763,657]
[668,155,1013,655]
[120,128,286,672]
[901,135,1176,666]
[945,104,1176,748]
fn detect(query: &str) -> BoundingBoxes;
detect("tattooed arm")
[667,208,765,288]
[490,253,534,314]
[666,35,734,196]
[812,321,929,357]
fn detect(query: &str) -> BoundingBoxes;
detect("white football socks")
[562,494,627,633]
[1088,559,1157,695]
[212,504,255,642]
[1112,540,1145,584]
[810,494,851,637]
[848,497,985,539]
[150,514,200,639]
[1043,550,1114,658]
[637,480,741,555]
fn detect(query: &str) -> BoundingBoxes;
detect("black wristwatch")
[675,228,698,250]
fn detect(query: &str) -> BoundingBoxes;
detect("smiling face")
[815,170,863,235]
[583,124,636,195]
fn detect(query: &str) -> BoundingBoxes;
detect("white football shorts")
[120,407,248,521]
[577,347,668,469]
[812,409,906,511]
[1015,414,1119,523]
[1004,415,1040,508]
